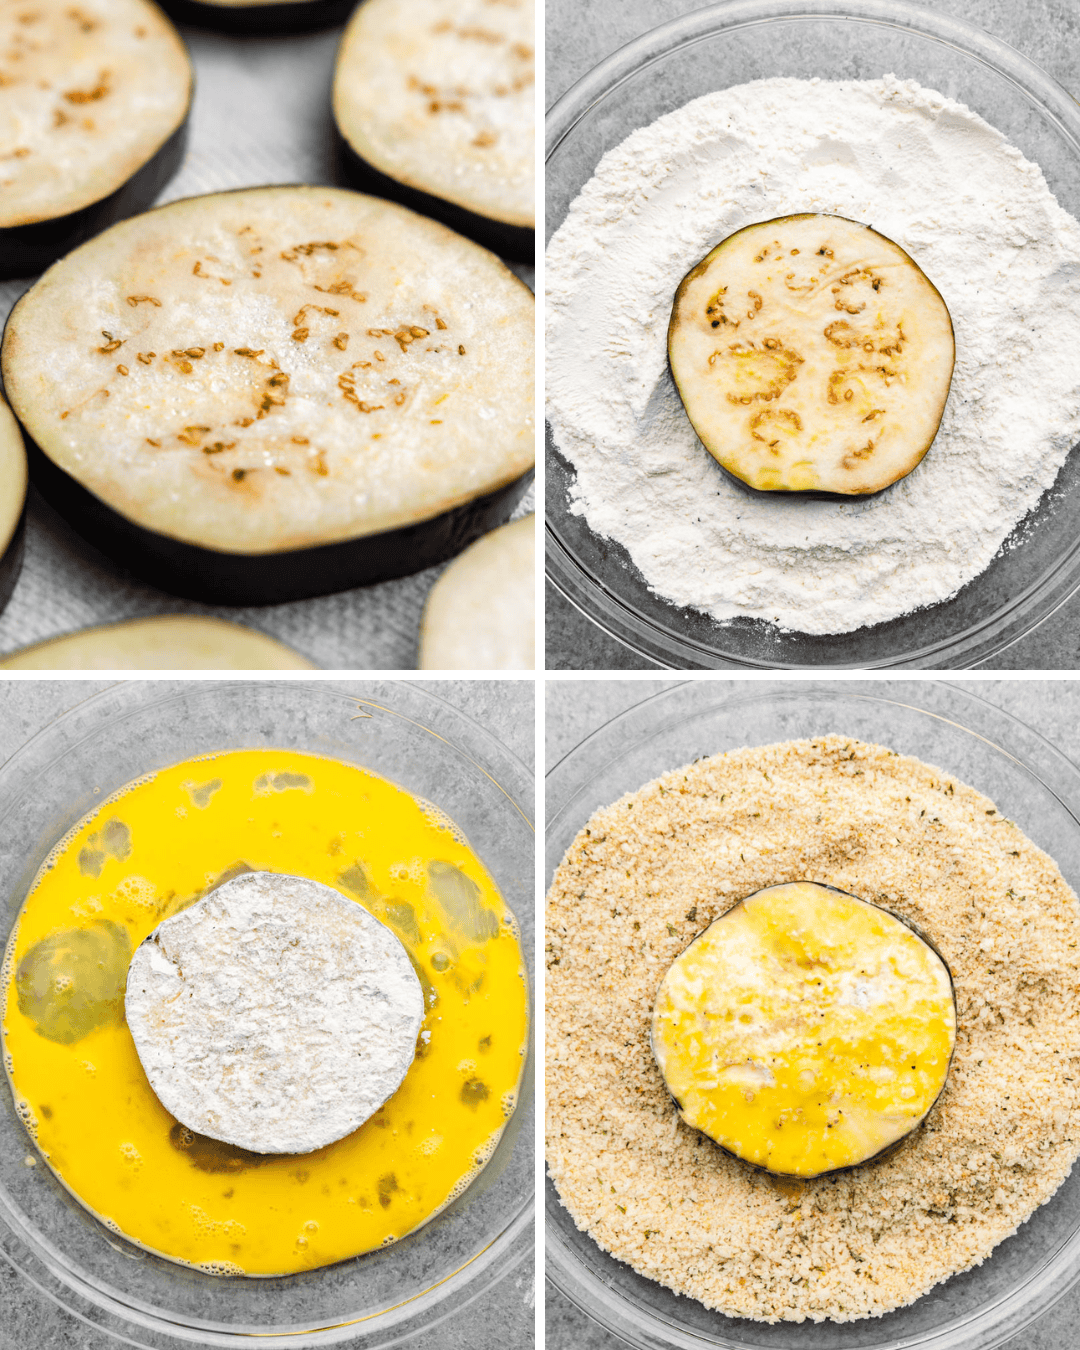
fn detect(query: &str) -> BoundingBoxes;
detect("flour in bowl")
[545,77,1080,636]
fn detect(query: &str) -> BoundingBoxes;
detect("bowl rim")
[544,0,1080,670]
[0,679,535,1349]
[545,679,1080,1349]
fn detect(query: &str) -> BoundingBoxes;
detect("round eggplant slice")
[333,0,534,262]
[651,881,957,1179]
[0,0,191,281]
[0,397,28,615]
[157,0,357,35]
[418,513,533,669]
[0,616,314,668]
[1,185,534,606]
[668,215,955,496]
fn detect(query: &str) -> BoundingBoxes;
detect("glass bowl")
[546,680,1080,1348]
[0,680,534,1348]
[545,0,1080,668]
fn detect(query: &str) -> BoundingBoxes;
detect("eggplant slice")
[0,616,314,669]
[418,513,533,669]
[1,185,534,605]
[0,0,191,281]
[668,215,955,496]
[333,0,534,262]
[157,0,357,35]
[651,881,957,1179]
[0,397,27,616]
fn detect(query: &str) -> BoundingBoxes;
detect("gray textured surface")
[544,0,1080,671]
[0,22,534,672]
[545,677,1080,1347]
[0,678,534,1350]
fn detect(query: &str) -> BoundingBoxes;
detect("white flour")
[546,77,1080,636]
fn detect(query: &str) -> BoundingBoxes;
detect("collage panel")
[0,678,534,1348]
[545,678,1080,1348]
[545,0,1080,670]
[0,0,536,672]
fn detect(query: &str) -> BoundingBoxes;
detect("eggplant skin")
[0,121,189,285]
[334,130,534,265]
[157,0,357,34]
[25,429,533,605]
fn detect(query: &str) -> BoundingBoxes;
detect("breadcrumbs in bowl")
[545,735,1080,1323]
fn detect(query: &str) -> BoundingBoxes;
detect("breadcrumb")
[545,736,1080,1323]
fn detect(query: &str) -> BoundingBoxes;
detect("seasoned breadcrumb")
[545,736,1080,1323]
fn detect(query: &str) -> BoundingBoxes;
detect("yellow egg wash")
[2,749,528,1275]
[651,882,956,1178]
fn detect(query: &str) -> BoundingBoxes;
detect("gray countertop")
[545,0,1080,671]
[0,678,534,1350]
[545,677,1080,1348]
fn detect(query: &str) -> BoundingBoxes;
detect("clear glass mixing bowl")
[0,681,534,1348]
[545,0,1080,668]
[546,681,1080,1347]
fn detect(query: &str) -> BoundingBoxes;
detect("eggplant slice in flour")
[0,398,28,617]
[0,616,315,669]
[0,0,191,281]
[333,0,534,262]
[157,0,357,36]
[0,185,535,605]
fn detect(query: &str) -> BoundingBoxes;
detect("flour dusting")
[545,77,1080,636]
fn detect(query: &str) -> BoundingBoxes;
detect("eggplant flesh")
[1,185,534,604]
[419,513,534,669]
[0,0,191,280]
[333,0,534,261]
[0,398,28,617]
[651,881,957,1179]
[0,616,314,669]
[158,0,357,35]
[668,215,955,496]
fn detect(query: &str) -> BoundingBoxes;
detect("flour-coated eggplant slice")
[0,616,315,669]
[157,0,356,35]
[419,513,533,669]
[0,0,191,281]
[1,185,534,605]
[0,398,27,616]
[126,872,424,1154]
[333,0,534,262]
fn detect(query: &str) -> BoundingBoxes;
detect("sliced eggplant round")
[651,881,957,1179]
[0,616,315,668]
[668,215,955,496]
[0,0,191,281]
[157,0,357,35]
[0,397,28,615]
[418,513,533,669]
[1,185,534,605]
[333,0,534,262]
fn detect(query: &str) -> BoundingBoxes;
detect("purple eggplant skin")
[0,120,189,284]
[334,127,534,266]
[158,0,357,35]
[21,424,532,605]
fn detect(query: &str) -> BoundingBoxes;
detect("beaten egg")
[2,749,528,1275]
